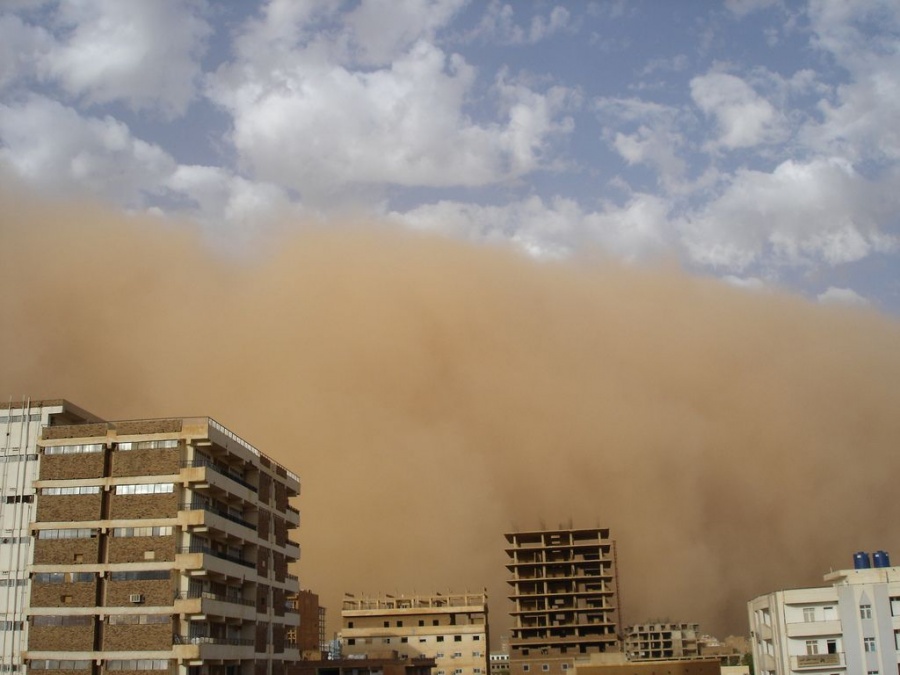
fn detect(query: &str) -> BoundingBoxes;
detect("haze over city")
[2,0,900,645]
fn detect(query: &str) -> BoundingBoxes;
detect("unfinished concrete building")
[504,528,619,675]
[23,413,301,675]
[623,623,699,661]
[340,592,489,675]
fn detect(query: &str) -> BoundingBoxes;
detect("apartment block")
[340,592,489,675]
[748,552,900,675]
[505,528,619,675]
[1,400,101,674]
[623,622,699,661]
[290,590,326,658]
[24,413,301,675]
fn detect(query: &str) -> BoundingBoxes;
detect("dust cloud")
[3,186,900,643]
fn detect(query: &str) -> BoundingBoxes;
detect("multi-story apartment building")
[1,399,101,674]
[290,590,326,658]
[623,622,699,661]
[504,528,619,675]
[340,592,489,675]
[748,552,900,675]
[23,412,301,675]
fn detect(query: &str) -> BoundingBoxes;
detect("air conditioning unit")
[129,594,144,603]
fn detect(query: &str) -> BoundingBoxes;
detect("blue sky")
[2,0,899,312]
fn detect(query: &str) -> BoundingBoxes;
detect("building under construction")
[504,528,619,675]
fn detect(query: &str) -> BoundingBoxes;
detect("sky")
[3,0,900,644]
[2,0,899,312]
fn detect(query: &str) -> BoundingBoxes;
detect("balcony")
[172,633,255,661]
[174,590,256,621]
[182,459,257,493]
[179,501,255,532]
[791,653,845,670]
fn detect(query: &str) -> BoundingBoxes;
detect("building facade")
[291,590,326,659]
[748,556,900,675]
[340,592,489,675]
[23,413,301,675]
[623,622,699,661]
[504,528,620,675]
[1,399,100,674]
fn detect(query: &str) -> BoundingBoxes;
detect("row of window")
[29,662,90,671]
[40,486,99,495]
[347,635,482,646]
[34,572,94,584]
[114,483,174,495]
[118,440,179,451]
[0,579,27,587]
[107,614,169,625]
[0,621,23,631]
[3,495,33,504]
[37,529,94,540]
[0,453,37,463]
[112,525,173,537]
[0,537,30,544]
[43,444,103,455]
[33,616,92,626]
[1,413,42,423]
[522,665,568,672]
[29,661,168,672]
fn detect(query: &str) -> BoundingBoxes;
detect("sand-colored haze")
[3,189,900,642]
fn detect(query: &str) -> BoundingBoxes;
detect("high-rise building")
[1,399,101,674]
[623,622,699,661]
[340,592,489,675]
[291,590,326,659]
[504,528,620,675]
[748,552,900,675]
[22,411,301,675]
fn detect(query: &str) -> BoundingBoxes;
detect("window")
[455,635,463,642]
[43,444,102,455]
[114,483,174,495]
[109,571,170,581]
[561,666,569,672]
[803,607,815,622]
[117,440,178,451]
[419,620,425,626]
[37,529,94,540]
[542,667,549,672]
[397,621,403,627]
[347,639,356,646]
[805,640,818,655]
[438,636,445,642]
[523,667,530,673]
[40,486,99,495]
[864,637,876,652]
[436,654,445,659]
[32,616,90,627]
[384,638,391,644]
[112,526,172,537]
[384,621,390,628]
[433,619,440,626]
[860,604,872,619]
[473,635,481,641]
[453,653,463,658]
[106,660,169,671]
[348,622,353,628]
[30,661,91,670]
[107,615,169,625]
[401,637,408,643]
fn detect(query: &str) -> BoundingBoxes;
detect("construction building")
[748,551,900,675]
[20,408,301,675]
[1,399,101,673]
[340,592,489,675]
[504,528,619,675]
[623,622,699,661]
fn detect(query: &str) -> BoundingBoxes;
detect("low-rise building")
[624,622,699,661]
[341,592,489,675]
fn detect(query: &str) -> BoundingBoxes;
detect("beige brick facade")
[28,624,95,651]
[39,453,104,480]
[103,622,173,651]
[34,538,100,565]
[106,579,174,607]
[111,447,180,477]
[36,494,103,522]
[30,581,97,607]
[107,535,176,563]
[109,492,178,520]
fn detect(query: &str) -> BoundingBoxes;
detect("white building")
[0,399,99,673]
[748,554,900,675]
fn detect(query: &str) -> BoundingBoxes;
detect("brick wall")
[107,535,176,563]
[31,581,97,607]
[28,624,95,651]
[273,623,285,653]
[112,448,180,477]
[109,493,178,520]
[40,453,105,480]
[34,538,100,565]
[116,420,182,435]
[255,623,267,653]
[258,510,270,540]
[107,579,173,607]
[42,423,107,440]
[36,494,103,522]
[103,621,172,651]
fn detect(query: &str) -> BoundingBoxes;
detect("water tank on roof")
[853,551,871,569]
[873,550,891,568]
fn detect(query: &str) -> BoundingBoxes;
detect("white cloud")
[0,14,52,90]
[0,95,175,204]
[681,157,897,271]
[37,0,211,117]
[690,71,784,150]
[724,0,780,17]
[817,286,871,306]
[468,1,572,45]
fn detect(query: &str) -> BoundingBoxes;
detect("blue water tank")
[854,551,871,569]
[873,550,891,568]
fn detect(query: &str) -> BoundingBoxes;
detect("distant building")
[748,552,900,675]
[489,652,509,675]
[624,622,699,661]
[293,589,327,659]
[21,409,301,675]
[0,399,101,674]
[504,528,620,675]
[288,655,435,675]
[340,592,489,675]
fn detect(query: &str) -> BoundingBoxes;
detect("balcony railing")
[177,544,255,569]
[182,459,257,493]
[174,590,254,607]
[173,634,254,646]
[179,501,255,531]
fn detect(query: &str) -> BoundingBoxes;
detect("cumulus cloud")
[0,13,52,90]
[691,71,785,150]
[34,0,211,117]
[681,157,897,271]
[0,95,175,204]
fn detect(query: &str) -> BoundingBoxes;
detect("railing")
[208,418,299,483]
[182,459,257,493]
[177,544,255,569]
[179,501,255,531]
[173,634,254,646]
[286,573,299,582]
[174,590,254,607]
